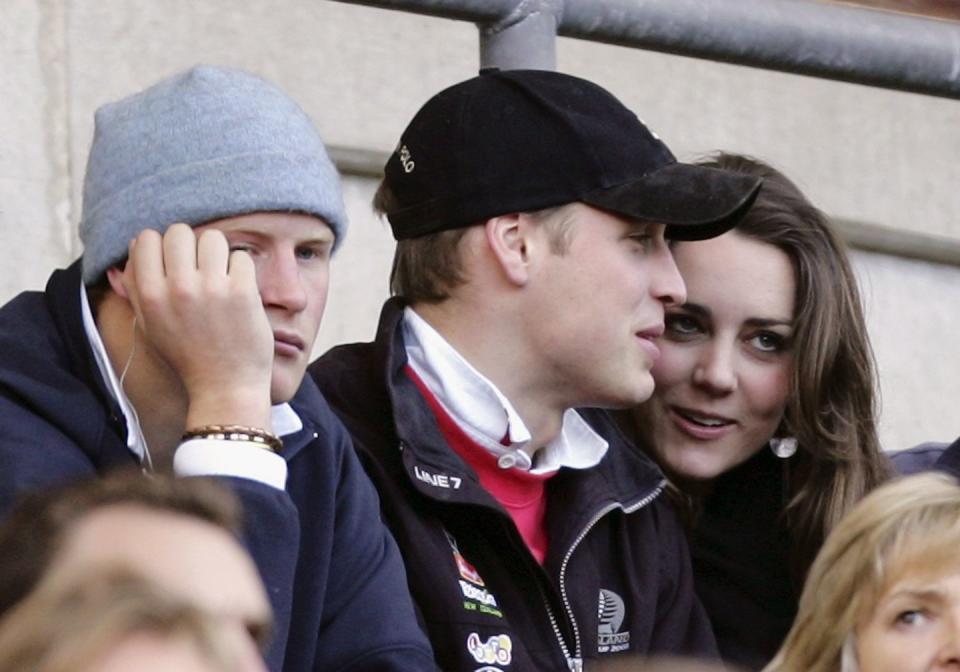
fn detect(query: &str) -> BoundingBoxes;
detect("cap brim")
[581,163,762,241]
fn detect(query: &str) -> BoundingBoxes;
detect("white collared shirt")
[81,284,291,489]
[402,307,608,474]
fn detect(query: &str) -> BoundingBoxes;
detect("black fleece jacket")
[309,299,718,672]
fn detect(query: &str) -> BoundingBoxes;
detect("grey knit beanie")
[79,65,347,283]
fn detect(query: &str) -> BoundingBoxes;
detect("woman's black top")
[690,448,800,671]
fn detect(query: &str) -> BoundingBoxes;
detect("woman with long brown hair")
[623,153,891,669]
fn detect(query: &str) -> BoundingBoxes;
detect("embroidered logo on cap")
[397,143,415,173]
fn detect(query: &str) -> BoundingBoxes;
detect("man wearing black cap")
[310,69,761,671]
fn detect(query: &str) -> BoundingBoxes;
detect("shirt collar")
[402,307,607,474]
[80,283,302,466]
[81,283,148,462]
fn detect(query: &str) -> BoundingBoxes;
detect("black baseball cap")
[382,69,761,241]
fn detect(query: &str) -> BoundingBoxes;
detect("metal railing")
[330,0,960,267]
[336,0,960,99]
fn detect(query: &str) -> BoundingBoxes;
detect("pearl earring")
[769,436,797,459]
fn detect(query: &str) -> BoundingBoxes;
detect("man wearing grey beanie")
[0,65,434,672]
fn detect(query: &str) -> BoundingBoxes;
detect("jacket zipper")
[402,440,667,671]
[534,577,577,670]
[554,480,666,671]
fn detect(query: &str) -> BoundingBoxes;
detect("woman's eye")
[749,331,786,353]
[895,609,928,627]
[665,314,701,337]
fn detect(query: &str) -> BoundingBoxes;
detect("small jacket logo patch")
[456,550,485,586]
[414,465,462,489]
[445,531,504,619]
[466,632,512,666]
[597,589,630,653]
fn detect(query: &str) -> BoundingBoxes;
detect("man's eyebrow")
[295,229,336,245]
[222,229,335,244]
[303,235,335,245]
[626,220,664,234]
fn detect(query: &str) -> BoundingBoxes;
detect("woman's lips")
[669,405,737,440]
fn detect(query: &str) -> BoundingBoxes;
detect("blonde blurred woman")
[765,472,960,672]
[0,567,266,672]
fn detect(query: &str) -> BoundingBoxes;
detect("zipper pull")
[568,658,584,672]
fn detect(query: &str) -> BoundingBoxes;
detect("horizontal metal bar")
[328,144,960,268]
[329,145,386,178]
[333,0,960,100]
[833,218,960,268]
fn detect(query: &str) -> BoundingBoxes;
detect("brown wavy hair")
[708,153,888,577]
[633,153,890,581]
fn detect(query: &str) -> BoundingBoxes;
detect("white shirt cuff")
[174,439,288,490]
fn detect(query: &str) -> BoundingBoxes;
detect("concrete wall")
[1,0,957,451]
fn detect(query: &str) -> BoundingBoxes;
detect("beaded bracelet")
[182,424,283,454]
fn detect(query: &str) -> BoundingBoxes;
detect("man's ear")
[105,266,129,300]
[484,213,533,287]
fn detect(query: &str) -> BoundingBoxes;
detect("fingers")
[197,227,232,286]
[117,222,274,424]
[162,223,199,277]
[129,228,165,288]
[228,248,258,292]
[197,228,259,299]
[133,223,231,276]
[131,224,233,282]
[124,225,217,329]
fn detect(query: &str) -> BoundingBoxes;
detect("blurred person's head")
[765,472,960,672]
[591,654,740,671]
[0,471,271,656]
[632,152,887,575]
[0,567,266,672]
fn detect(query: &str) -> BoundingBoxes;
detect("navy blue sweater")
[0,262,435,671]
[890,439,960,475]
